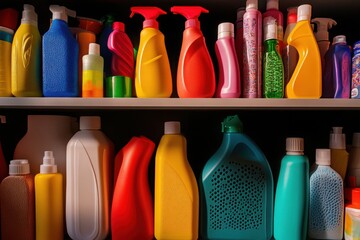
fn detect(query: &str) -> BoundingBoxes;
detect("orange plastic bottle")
[171,6,216,98]
[286,4,322,98]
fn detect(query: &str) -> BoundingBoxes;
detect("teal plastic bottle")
[200,115,273,240]
[274,137,309,240]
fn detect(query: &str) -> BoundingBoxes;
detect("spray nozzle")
[49,5,76,23]
[130,6,166,29]
[264,16,277,41]
[311,18,337,41]
[171,6,208,29]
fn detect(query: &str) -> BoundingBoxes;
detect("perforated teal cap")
[221,115,243,133]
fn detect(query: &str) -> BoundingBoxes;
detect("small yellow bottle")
[154,121,199,240]
[286,4,322,98]
[35,151,63,240]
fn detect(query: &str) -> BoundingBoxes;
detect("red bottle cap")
[112,21,125,32]
[171,6,208,28]
[351,188,360,208]
[0,8,19,31]
[130,6,166,29]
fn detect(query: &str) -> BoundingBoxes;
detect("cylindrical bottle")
[35,151,63,240]
[344,188,360,239]
[308,149,344,239]
[154,121,199,240]
[243,0,262,98]
[348,133,360,187]
[11,4,42,97]
[351,41,360,99]
[263,16,284,98]
[66,116,114,240]
[111,136,155,240]
[323,35,351,98]
[215,22,241,98]
[329,126,349,181]
[274,137,309,240]
[82,43,104,97]
[0,26,14,97]
[235,7,245,89]
[1,159,35,240]
[263,0,284,52]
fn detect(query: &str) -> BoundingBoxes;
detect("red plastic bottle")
[111,136,155,240]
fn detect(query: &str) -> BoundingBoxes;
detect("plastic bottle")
[107,21,135,80]
[130,6,172,98]
[82,43,104,97]
[344,188,360,239]
[243,0,262,98]
[348,133,360,187]
[263,0,284,52]
[235,7,246,88]
[200,115,273,240]
[308,148,344,239]
[286,4,322,98]
[282,6,298,86]
[0,26,14,97]
[42,5,79,97]
[66,116,114,240]
[323,35,351,98]
[215,22,241,98]
[99,14,114,78]
[11,4,42,97]
[35,151,63,240]
[171,6,216,98]
[0,159,34,240]
[329,126,349,181]
[311,18,337,78]
[274,137,309,240]
[111,136,155,240]
[352,41,360,99]
[263,16,284,98]
[154,121,199,240]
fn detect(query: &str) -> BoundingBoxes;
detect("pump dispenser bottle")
[286,4,322,98]
[82,43,104,97]
[171,6,215,98]
[329,126,349,181]
[130,6,172,98]
[11,4,42,97]
[215,22,240,98]
[42,5,79,97]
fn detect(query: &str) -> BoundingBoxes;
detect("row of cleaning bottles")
[1,114,359,239]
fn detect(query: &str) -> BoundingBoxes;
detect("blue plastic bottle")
[274,137,309,240]
[200,115,273,240]
[308,148,344,240]
[42,5,79,97]
[323,35,351,98]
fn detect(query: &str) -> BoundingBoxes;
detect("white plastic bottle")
[347,133,360,187]
[66,116,114,240]
[82,43,104,97]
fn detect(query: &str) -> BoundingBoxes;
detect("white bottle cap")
[88,43,100,55]
[266,0,279,10]
[316,148,331,166]
[297,4,311,22]
[329,127,346,149]
[164,121,180,134]
[332,35,346,45]
[9,159,30,175]
[21,4,38,25]
[353,133,360,147]
[40,151,58,174]
[246,0,258,10]
[264,16,277,40]
[218,22,234,39]
[80,116,101,130]
[286,137,304,154]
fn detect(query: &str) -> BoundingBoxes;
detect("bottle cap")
[353,133,360,147]
[329,126,346,149]
[222,115,243,133]
[0,8,19,31]
[170,6,208,29]
[105,76,132,97]
[264,16,277,41]
[217,22,234,39]
[77,16,103,34]
[40,151,58,174]
[351,188,360,208]
[80,116,101,130]
[286,137,304,153]
[315,148,331,166]
[311,18,337,42]
[332,35,346,45]
[9,159,30,175]
[113,21,125,32]
[266,0,279,10]
[130,6,166,29]
[246,0,258,10]
[88,43,100,55]
[164,121,180,134]
[297,4,311,22]
[21,4,38,25]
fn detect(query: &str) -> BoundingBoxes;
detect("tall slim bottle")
[11,4,42,97]
[82,43,104,97]
[274,137,309,240]
[329,126,349,181]
[35,151,63,240]
[215,22,241,98]
[154,121,199,240]
[243,0,262,98]
[235,7,245,87]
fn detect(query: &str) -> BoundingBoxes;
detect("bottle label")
[82,70,104,97]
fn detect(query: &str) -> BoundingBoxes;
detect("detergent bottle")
[130,6,172,98]
[11,4,42,97]
[286,4,322,98]
[171,6,215,98]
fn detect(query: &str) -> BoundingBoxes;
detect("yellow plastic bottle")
[286,4,322,98]
[329,127,349,181]
[35,151,63,240]
[154,121,199,240]
[0,27,13,97]
[130,7,172,98]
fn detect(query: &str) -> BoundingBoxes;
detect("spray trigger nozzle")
[130,6,166,29]
[171,6,208,28]
[49,5,76,23]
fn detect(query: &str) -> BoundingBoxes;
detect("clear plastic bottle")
[308,149,344,239]
[82,43,104,97]
[263,16,284,98]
